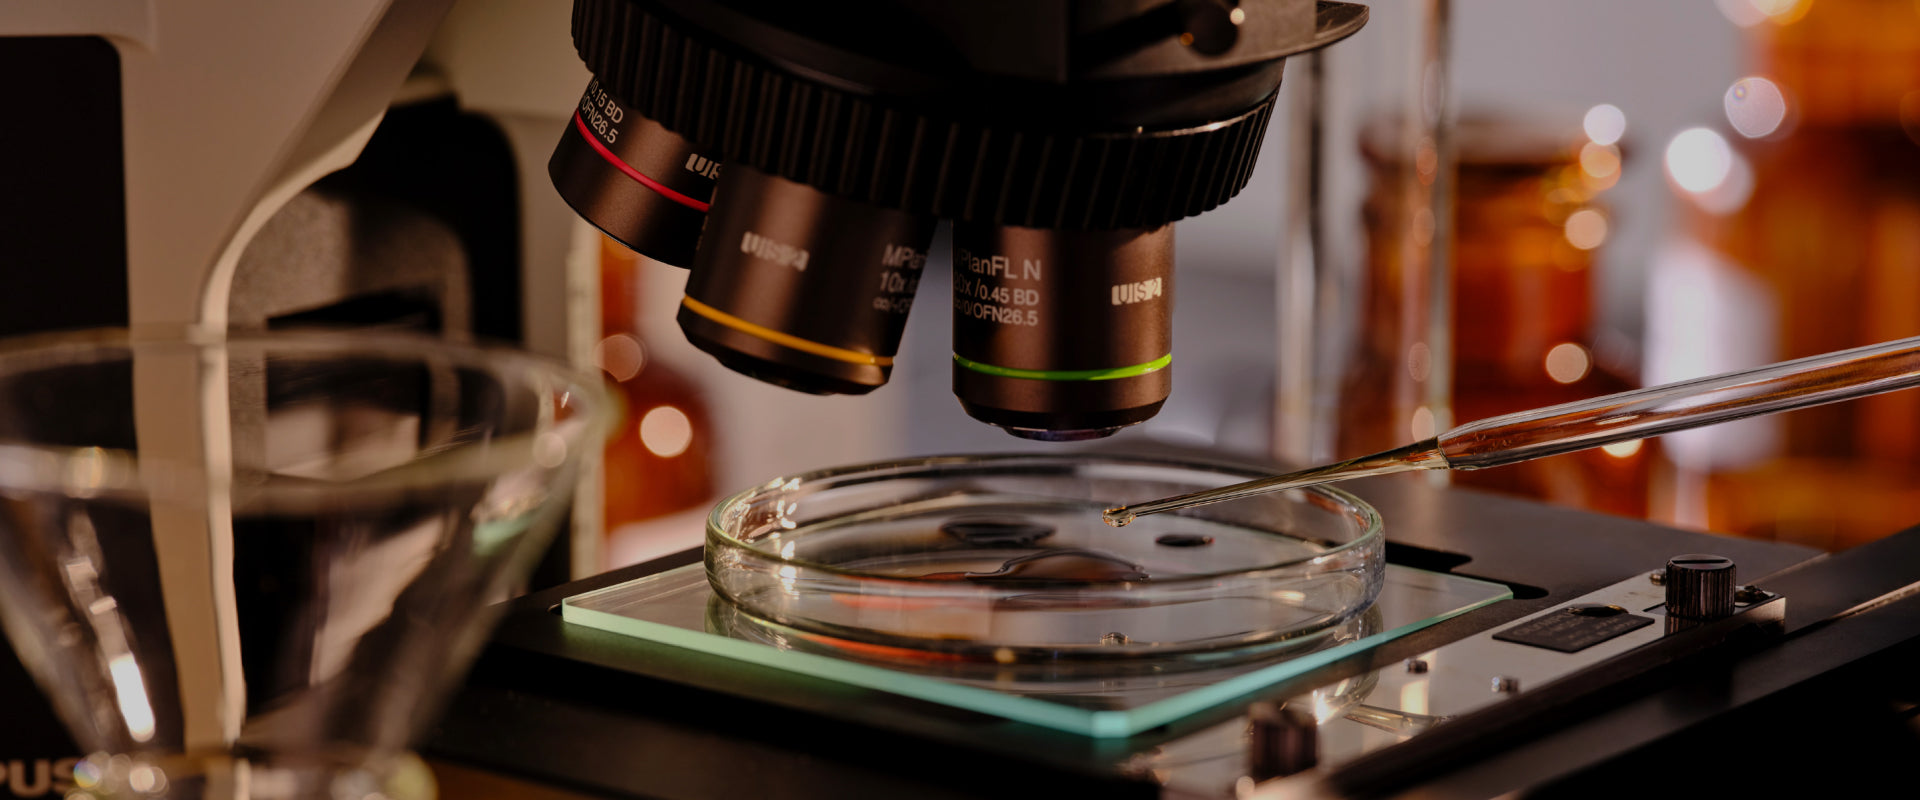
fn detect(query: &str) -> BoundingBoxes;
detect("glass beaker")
[0,328,609,798]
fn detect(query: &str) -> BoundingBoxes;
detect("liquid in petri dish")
[916,548,1151,583]
[939,516,1056,546]
[723,493,1373,658]
[797,503,1330,587]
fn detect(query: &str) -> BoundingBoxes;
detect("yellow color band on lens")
[680,297,893,367]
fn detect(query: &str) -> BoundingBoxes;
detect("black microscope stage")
[423,478,1920,798]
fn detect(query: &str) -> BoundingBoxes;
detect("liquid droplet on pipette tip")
[1102,508,1134,527]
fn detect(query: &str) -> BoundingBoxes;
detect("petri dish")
[704,454,1385,662]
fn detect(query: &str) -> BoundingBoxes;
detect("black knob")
[1664,554,1737,620]
[1248,701,1317,780]
[1179,0,1245,56]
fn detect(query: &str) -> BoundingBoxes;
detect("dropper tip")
[1102,508,1134,528]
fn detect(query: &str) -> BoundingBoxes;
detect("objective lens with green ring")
[950,222,1175,441]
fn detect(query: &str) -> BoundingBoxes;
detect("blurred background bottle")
[1342,112,1655,517]
[594,236,718,568]
[1445,114,1653,516]
[1648,0,1920,549]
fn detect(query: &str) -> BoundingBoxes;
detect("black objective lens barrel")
[679,164,936,395]
[951,223,1175,440]
[549,79,720,267]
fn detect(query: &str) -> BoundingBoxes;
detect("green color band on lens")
[952,352,1171,381]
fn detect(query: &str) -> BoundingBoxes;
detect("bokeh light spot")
[1545,343,1592,384]
[1579,142,1621,179]
[1565,209,1609,251]
[1583,104,1627,146]
[594,333,646,382]
[1725,77,1788,138]
[1602,440,1644,459]
[1410,406,1436,440]
[1665,128,1733,194]
[639,406,694,457]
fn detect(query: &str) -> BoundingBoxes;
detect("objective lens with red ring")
[548,79,720,267]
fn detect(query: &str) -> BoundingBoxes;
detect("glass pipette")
[1104,335,1920,527]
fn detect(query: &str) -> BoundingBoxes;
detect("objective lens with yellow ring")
[679,164,936,395]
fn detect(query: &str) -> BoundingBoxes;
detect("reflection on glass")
[107,655,157,743]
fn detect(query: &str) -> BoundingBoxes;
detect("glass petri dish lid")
[705,454,1386,662]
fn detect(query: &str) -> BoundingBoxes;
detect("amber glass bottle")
[1343,115,1654,517]
[595,236,717,568]
[1665,1,1920,549]
[1447,117,1653,517]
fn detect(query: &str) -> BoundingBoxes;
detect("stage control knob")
[1664,554,1736,620]
[1248,701,1317,780]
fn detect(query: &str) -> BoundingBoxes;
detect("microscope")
[546,0,1363,441]
[0,0,1364,772]
[9,3,1920,798]
[3,0,1361,443]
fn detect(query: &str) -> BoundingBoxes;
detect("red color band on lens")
[572,112,712,212]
